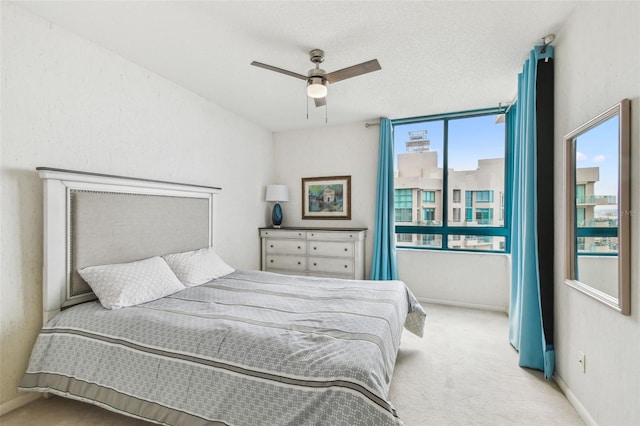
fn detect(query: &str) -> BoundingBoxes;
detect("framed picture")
[302,175,351,220]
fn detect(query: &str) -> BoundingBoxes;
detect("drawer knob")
[298,261,301,265]
[349,234,353,237]
[313,247,317,250]
[298,246,301,249]
[344,248,348,252]
[344,265,348,268]
[313,262,317,266]
[270,245,274,248]
[270,260,274,263]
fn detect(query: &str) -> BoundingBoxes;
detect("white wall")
[272,122,379,276]
[0,4,273,411]
[398,250,509,311]
[273,123,510,311]
[554,3,640,425]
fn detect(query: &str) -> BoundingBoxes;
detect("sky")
[393,114,505,172]
[574,114,619,197]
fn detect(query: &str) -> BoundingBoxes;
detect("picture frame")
[302,175,351,220]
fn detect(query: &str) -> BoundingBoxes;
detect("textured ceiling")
[14,1,578,132]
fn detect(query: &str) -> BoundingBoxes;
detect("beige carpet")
[1,304,583,426]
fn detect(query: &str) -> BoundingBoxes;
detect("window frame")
[392,107,511,254]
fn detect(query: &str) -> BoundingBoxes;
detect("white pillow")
[162,247,235,287]
[78,256,185,310]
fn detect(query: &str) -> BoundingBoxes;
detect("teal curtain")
[370,119,398,280]
[508,46,555,379]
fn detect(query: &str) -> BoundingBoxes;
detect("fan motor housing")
[309,49,325,64]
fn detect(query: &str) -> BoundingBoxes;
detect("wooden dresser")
[259,227,367,279]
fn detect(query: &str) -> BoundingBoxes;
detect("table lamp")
[265,184,289,228]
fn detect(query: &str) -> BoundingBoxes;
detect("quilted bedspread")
[20,270,425,425]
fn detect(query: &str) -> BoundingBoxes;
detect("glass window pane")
[396,233,443,249]
[392,109,508,253]
[394,122,444,227]
[448,115,505,227]
[448,235,506,251]
[575,115,618,230]
[577,237,618,254]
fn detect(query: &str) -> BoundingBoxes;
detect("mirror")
[565,99,630,315]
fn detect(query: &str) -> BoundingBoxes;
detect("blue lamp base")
[272,202,283,228]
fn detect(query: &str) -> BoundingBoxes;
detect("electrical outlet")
[578,351,586,373]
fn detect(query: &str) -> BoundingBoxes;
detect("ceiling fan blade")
[250,61,307,80]
[314,97,327,108]
[325,59,381,84]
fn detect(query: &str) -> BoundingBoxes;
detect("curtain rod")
[390,105,507,126]
[364,104,511,128]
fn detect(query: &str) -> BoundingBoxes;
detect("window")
[452,207,461,222]
[475,190,494,202]
[465,191,473,222]
[422,208,436,223]
[422,191,435,203]
[475,208,493,225]
[576,184,586,204]
[394,189,413,223]
[393,108,509,252]
[576,207,585,227]
[452,189,461,203]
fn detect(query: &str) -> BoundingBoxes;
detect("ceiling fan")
[251,49,381,107]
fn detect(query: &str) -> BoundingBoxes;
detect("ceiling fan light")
[307,78,327,98]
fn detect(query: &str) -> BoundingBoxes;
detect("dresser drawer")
[265,239,306,255]
[265,255,306,272]
[307,231,363,241]
[308,257,355,275]
[260,229,306,239]
[308,241,353,257]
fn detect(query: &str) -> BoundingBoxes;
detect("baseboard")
[417,297,508,314]
[553,373,597,426]
[0,392,41,416]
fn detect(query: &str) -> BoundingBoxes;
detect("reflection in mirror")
[565,99,630,315]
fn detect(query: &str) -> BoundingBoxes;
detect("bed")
[19,168,425,426]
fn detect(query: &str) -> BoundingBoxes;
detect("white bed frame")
[38,167,221,324]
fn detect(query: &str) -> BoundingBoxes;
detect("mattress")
[20,270,425,425]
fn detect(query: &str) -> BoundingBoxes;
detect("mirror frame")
[565,99,630,315]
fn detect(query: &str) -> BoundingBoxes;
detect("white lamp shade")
[265,184,289,202]
[307,78,327,99]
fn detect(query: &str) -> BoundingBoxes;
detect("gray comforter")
[20,270,425,425]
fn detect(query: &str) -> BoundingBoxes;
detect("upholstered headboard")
[38,167,221,323]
